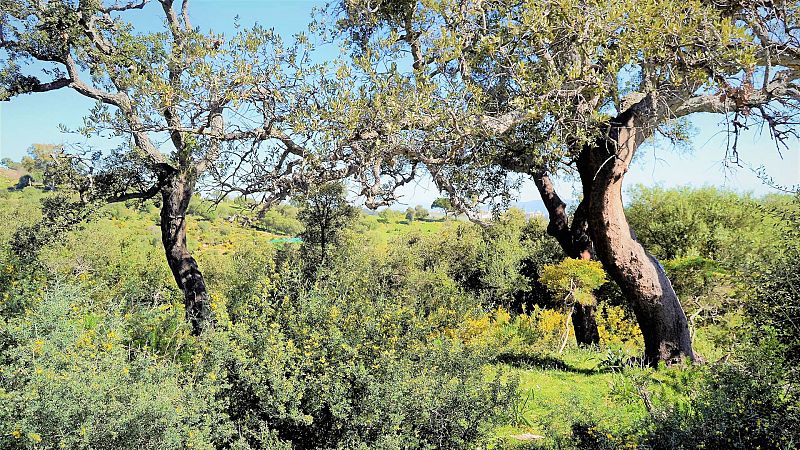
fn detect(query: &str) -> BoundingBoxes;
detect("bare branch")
[99,0,152,13]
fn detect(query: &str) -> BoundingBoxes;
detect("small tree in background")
[405,207,415,224]
[297,183,358,279]
[540,259,607,352]
[431,197,452,219]
[414,205,429,221]
[377,209,392,224]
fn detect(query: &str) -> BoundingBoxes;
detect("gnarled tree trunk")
[532,171,600,346]
[159,170,211,335]
[578,110,694,366]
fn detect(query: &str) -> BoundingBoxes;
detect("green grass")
[360,211,447,236]
[489,350,645,447]
[488,344,709,449]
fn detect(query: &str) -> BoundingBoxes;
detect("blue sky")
[1,0,798,209]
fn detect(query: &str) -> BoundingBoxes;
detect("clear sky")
[1,0,798,209]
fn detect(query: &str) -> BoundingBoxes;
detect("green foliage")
[10,194,93,262]
[414,205,429,220]
[0,284,229,450]
[394,209,562,308]
[187,196,219,222]
[431,197,452,216]
[641,348,800,450]
[1,158,21,170]
[377,209,392,224]
[662,256,724,298]
[477,210,542,305]
[540,259,606,306]
[746,195,800,369]
[254,204,303,236]
[626,185,781,264]
[220,258,517,449]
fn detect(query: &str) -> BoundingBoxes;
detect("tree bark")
[578,111,694,366]
[532,171,600,346]
[159,170,211,335]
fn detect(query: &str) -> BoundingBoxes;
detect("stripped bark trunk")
[532,171,600,346]
[159,170,211,335]
[577,108,694,365]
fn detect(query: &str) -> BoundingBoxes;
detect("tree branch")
[99,0,152,13]
[1,76,72,100]
[532,170,575,255]
[106,182,162,203]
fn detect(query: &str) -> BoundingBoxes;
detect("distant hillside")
[510,199,548,216]
[0,167,26,183]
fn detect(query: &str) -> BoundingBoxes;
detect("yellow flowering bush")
[596,304,643,349]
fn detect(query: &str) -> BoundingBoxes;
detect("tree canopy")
[330,0,798,204]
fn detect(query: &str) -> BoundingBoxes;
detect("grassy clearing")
[360,212,448,248]
[490,351,643,447]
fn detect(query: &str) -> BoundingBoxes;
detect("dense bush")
[640,348,800,450]
[220,260,517,449]
[0,218,518,449]
[0,282,228,450]
[746,196,800,372]
[626,185,783,265]
[397,209,563,309]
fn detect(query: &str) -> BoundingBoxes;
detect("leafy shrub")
[746,196,800,370]
[641,348,800,450]
[216,248,518,449]
[539,258,606,306]
[399,210,563,308]
[626,185,783,266]
[460,306,569,354]
[0,284,229,450]
[595,304,643,350]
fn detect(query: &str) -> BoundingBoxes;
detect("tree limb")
[99,0,152,13]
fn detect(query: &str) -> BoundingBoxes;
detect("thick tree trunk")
[578,112,694,366]
[160,171,211,335]
[532,171,600,346]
